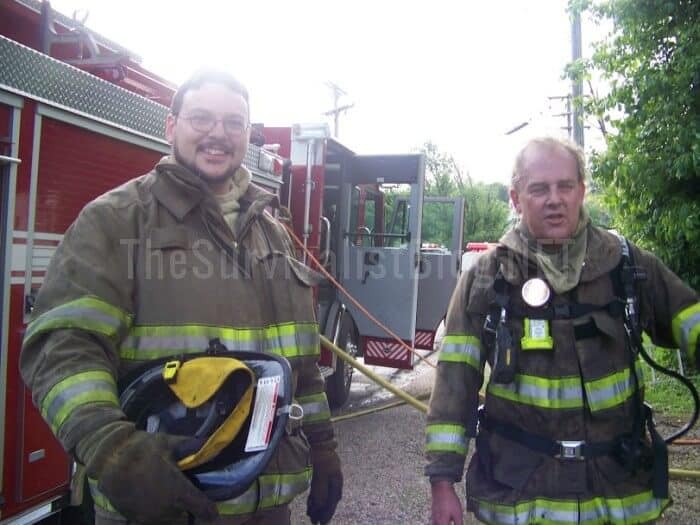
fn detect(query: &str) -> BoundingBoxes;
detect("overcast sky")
[49,0,607,186]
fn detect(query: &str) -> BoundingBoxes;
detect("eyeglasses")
[178,113,249,135]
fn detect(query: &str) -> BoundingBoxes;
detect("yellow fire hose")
[320,335,700,481]
[321,334,428,413]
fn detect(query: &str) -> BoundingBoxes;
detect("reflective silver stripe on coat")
[120,323,320,360]
[439,335,482,370]
[24,296,132,345]
[122,334,261,353]
[425,423,468,455]
[266,331,319,356]
[473,490,668,525]
[584,362,645,412]
[44,378,116,430]
[488,374,583,409]
[258,469,313,508]
[680,311,700,353]
[296,392,330,423]
[217,483,259,515]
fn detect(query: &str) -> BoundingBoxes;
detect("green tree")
[464,183,511,242]
[422,141,460,196]
[418,142,510,245]
[570,0,700,288]
[586,192,612,229]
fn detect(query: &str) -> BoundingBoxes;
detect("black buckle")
[556,440,585,460]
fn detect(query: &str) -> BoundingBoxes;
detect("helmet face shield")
[120,349,293,501]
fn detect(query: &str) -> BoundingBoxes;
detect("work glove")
[306,448,343,525]
[76,421,219,524]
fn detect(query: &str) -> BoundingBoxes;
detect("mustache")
[197,141,234,154]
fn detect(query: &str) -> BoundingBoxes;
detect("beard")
[173,142,240,185]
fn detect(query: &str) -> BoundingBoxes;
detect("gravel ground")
[288,355,700,525]
[654,415,700,524]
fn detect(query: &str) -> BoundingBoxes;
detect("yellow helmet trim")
[163,356,255,470]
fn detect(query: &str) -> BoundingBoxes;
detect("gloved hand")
[76,421,219,524]
[306,448,343,525]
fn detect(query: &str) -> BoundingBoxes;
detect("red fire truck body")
[0,1,464,522]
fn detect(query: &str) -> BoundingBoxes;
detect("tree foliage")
[419,142,510,246]
[571,0,700,288]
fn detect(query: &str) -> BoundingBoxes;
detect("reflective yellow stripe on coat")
[473,490,669,525]
[488,361,645,412]
[88,467,313,517]
[296,392,331,424]
[672,302,700,363]
[120,322,320,361]
[23,296,133,346]
[425,423,468,456]
[41,370,118,434]
[439,335,482,371]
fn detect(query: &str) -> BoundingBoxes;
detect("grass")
[644,370,700,417]
[642,340,700,417]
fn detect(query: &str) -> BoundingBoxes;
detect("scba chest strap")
[486,270,627,330]
[483,238,640,372]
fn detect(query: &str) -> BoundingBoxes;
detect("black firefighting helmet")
[119,339,296,501]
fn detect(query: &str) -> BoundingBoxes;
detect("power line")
[323,82,354,138]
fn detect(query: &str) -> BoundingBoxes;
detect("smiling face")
[165,82,250,194]
[510,142,586,241]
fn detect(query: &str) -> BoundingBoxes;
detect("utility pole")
[548,95,572,137]
[571,9,584,148]
[323,82,354,138]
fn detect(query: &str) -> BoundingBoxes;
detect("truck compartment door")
[339,154,424,369]
[415,196,465,348]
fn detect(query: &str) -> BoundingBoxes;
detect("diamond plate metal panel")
[0,34,280,185]
[0,35,167,139]
[244,145,260,169]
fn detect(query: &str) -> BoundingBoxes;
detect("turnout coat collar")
[496,223,624,286]
[151,156,280,233]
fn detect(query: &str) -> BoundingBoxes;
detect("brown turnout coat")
[426,224,699,524]
[21,157,335,520]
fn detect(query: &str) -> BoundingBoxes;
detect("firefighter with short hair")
[20,69,342,525]
[426,137,699,525]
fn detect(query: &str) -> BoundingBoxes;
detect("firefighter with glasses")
[426,137,699,525]
[21,69,342,525]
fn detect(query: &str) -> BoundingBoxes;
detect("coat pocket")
[488,431,544,492]
[255,253,322,325]
[284,255,326,287]
[148,226,193,250]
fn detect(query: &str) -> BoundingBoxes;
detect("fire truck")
[0,1,464,522]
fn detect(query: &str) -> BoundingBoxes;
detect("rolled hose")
[320,335,700,481]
